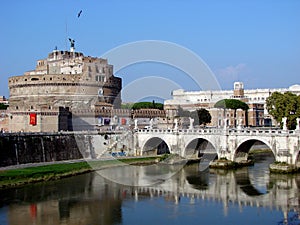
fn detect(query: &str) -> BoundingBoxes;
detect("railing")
[137,127,300,136]
[1,128,298,137]
[137,128,223,134]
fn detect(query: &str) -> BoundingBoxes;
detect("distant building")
[164,82,300,127]
[8,49,122,132]
[0,96,8,105]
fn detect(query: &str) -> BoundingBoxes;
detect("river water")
[0,152,300,225]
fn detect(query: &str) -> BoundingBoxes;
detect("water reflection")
[96,162,185,186]
[0,173,123,225]
[0,153,299,225]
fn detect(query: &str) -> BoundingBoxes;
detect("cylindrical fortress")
[8,50,122,132]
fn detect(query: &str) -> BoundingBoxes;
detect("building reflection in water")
[1,158,300,225]
[4,173,123,225]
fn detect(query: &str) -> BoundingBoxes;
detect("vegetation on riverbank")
[0,157,160,189]
[0,162,92,189]
[209,157,254,169]
[269,161,300,174]
[249,148,272,155]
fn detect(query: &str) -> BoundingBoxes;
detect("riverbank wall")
[0,131,134,167]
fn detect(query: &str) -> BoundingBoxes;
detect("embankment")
[0,157,160,189]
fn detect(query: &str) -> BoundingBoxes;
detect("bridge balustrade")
[136,127,300,138]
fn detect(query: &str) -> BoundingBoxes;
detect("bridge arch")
[141,136,171,156]
[184,137,217,159]
[235,169,268,196]
[234,138,274,162]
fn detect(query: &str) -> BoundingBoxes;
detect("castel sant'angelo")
[8,43,122,132]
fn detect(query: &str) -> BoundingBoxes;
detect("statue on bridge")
[237,118,243,130]
[223,118,228,130]
[174,118,178,130]
[134,119,138,130]
[296,118,300,131]
[189,117,194,130]
[149,119,153,129]
[282,117,287,131]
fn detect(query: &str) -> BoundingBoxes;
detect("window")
[96,75,105,82]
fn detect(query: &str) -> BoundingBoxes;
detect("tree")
[214,99,249,127]
[0,103,8,110]
[194,108,211,126]
[131,101,164,110]
[177,107,211,126]
[266,91,300,129]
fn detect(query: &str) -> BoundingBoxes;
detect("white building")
[164,82,300,127]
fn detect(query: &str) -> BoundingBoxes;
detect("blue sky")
[1,0,299,101]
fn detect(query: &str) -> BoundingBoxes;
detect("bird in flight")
[77,10,82,18]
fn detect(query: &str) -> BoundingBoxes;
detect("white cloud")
[214,63,248,88]
[217,63,247,79]
[214,63,248,89]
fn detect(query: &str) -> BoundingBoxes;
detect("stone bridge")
[133,128,300,166]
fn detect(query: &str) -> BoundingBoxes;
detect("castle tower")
[8,49,122,132]
[233,82,244,98]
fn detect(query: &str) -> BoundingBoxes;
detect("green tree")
[0,103,8,110]
[266,91,300,129]
[131,101,164,110]
[177,107,211,126]
[214,99,249,127]
[194,108,211,125]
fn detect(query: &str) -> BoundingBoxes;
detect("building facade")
[164,82,300,127]
[8,49,122,132]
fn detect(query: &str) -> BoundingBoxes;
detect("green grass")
[0,157,161,188]
[0,162,92,188]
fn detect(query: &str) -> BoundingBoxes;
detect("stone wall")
[0,131,136,167]
[0,133,87,167]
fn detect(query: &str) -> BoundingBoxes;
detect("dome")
[289,84,300,91]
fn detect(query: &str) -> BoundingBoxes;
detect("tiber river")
[0,152,300,225]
